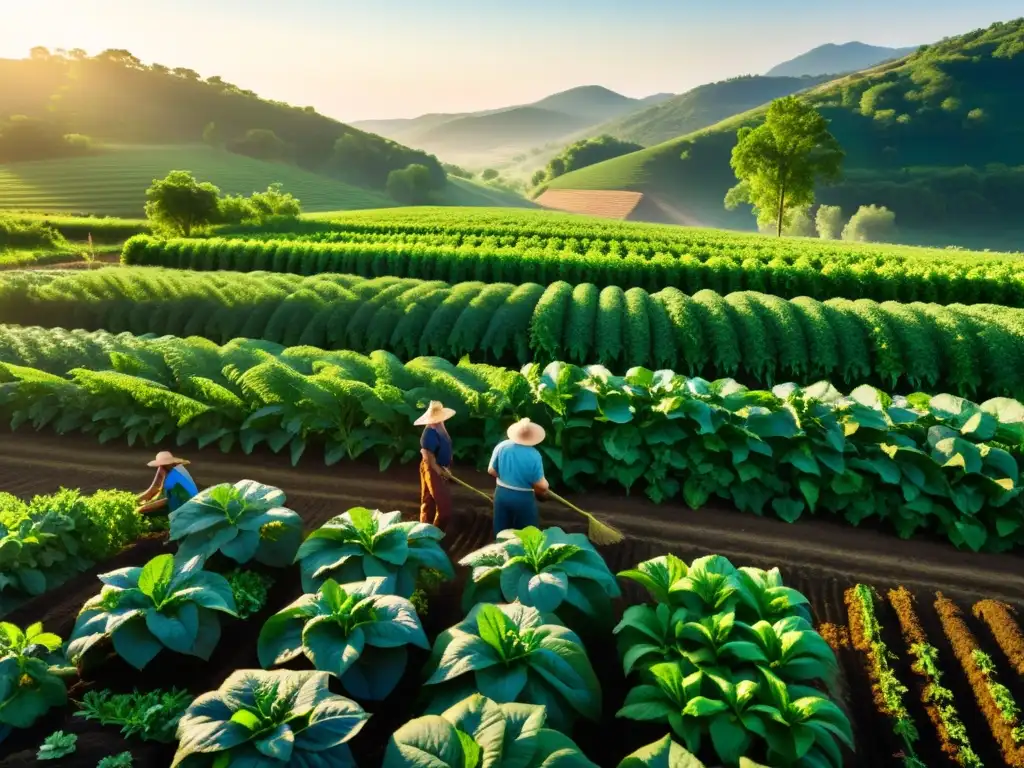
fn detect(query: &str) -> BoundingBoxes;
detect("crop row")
[845,585,923,767]
[887,587,982,767]
[974,600,1024,676]
[123,233,1024,306]
[5,268,1024,397]
[1,325,1023,551]
[935,594,1024,766]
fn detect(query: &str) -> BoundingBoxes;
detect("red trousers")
[419,461,452,531]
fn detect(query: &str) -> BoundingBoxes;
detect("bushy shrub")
[842,204,897,243]
[0,216,68,250]
[784,207,816,237]
[387,164,434,204]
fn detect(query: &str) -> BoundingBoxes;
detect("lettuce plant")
[618,662,852,767]
[384,693,597,768]
[422,603,601,733]
[258,577,428,700]
[296,507,454,596]
[37,730,77,760]
[0,622,73,737]
[67,554,238,670]
[172,669,368,767]
[169,480,302,567]
[459,527,620,620]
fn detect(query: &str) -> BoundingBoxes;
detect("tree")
[481,168,499,181]
[842,205,896,242]
[441,162,473,179]
[226,129,294,163]
[544,135,643,180]
[172,67,200,81]
[815,205,844,239]
[725,96,844,237]
[144,171,221,237]
[387,164,433,204]
[530,169,548,187]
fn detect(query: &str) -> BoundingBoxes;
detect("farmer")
[415,401,455,531]
[488,418,549,538]
[136,451,198,516]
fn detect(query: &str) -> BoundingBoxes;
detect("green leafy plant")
[0,621,72,736]
[385,693,597,768]
[67,554,238,670]
[258,577,428,700]
[409,568,446,617]
[619,662,853,767]
[227,569,275,619]
[422,603,601,733]
[617,735,772,768]
[296,507,454,596]
[169,480,302,567]
[459,526,620,620]
[97,753,134,768]
[76,687,192,743]
[37,730,77,760]
[171,669,368,767]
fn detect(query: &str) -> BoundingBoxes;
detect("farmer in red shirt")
[415,401,455,531]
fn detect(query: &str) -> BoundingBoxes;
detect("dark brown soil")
[0,431,1022,767]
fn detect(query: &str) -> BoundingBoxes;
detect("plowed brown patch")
[535,189,645,220]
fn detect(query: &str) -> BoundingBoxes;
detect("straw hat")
[414,401,457,426]
[507,418,546,447]
[148,451,190,468]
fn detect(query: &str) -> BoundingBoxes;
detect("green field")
[0,144,396,217]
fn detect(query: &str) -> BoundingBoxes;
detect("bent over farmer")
[415,401,455,531]
[488,418,549,538]
[136,451,198,516]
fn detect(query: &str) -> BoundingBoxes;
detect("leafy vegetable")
[0,621,72,734]
[384,693,597,768]
[37,730,77,760]
[296,507,453,596]
[227,569,275,620]
[259,577,428,700]
[422,603,601,733]
[169,480,302,567]
[67,553,238,670]
[75,687,192,743]
[171,669,368,768]
[459,526,620,621]
[616,735,770,768]
[97,753,134,768]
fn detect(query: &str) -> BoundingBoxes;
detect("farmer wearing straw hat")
[136,451,199,516]
[488,418,549,538]
[415,401,455,531]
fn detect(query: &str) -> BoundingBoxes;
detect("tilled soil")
[1,431,1023,767]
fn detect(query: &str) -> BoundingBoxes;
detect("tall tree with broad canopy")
[725,96,844,237]
[144,170,221,237]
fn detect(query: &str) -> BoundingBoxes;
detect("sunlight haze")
[3,0,1021,120]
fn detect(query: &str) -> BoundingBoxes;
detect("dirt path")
[1,431,1021,605]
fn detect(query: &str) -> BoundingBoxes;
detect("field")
[0,145,395,216]
[2,205,1024,768]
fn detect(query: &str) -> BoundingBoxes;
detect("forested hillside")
[549,18,1024,248]
[0,48,445,191]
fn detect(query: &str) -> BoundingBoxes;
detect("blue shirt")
[488,440,544,492]
[421,427,452,468]
[164,466,198,513]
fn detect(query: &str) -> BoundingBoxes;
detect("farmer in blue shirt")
[415,401,455,531]
[136,451,198,516]
[488,418,549,538]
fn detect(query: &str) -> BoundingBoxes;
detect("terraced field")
[1,206,1023,768]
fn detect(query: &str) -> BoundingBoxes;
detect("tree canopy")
[725,96,844,236]
[144,170,221,237]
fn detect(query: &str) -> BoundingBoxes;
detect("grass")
[0,249,81,269]
[0,144,395,217]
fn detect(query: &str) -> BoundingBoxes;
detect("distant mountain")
[766,41,918,77]
[548,18,1024,249]
[352,85,675,166]
[591,75,831,147]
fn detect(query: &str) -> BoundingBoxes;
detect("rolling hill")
[547,18,1024,250]
[590,75,831,147]
[352,86,674,166]
[766,41,918,77]
[0,48,464,212]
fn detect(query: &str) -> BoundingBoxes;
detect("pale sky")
[2,1,1020,121]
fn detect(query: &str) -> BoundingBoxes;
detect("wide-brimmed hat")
[507,418,546,447]
[414,401,457,426]
[148,451,189,468]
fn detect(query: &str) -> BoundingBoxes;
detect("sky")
[2,0,1021,122]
